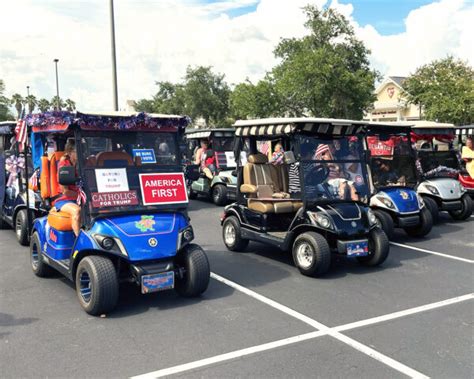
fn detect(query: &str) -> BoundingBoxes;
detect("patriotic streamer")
[5,156,25,187]
[76,181,87,205]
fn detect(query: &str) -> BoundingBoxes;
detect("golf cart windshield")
[78,131,186,216]
[367,133,417,188]
[298,135,369,204]
[417,150,460,178]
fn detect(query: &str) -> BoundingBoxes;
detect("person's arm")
[194,148,202,165]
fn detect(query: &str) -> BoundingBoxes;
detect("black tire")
[75,256,119,316]
[449,194,473,221]
[373,209,394,240]
[422,196,439,224]
[222,216,249,251]
[175,244,210,297]
[404,207,433,237]
[212,184,228,206]
[188,185,197,200]
[292,232,331,277]
[30,231,54,277]
[15,209,30,246]
[357,228,389,267]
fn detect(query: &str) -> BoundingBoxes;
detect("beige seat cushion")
[248,200,274,213]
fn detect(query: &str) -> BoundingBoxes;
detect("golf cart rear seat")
[240,153,302,213]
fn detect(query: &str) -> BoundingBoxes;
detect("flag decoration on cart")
[15,108,27,152]
[76,182,87,205]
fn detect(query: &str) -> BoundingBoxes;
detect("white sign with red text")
[95,168,129,193]
[139,172,188,205]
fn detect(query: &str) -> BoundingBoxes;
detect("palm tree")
[25,94,37,114]
[51,96,65,111]
[10,93,24,118]
[37,98,51,112]
[65,98,76,111]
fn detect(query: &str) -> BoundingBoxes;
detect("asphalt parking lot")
[1,200,472,378]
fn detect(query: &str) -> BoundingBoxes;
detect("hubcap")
[16,216,22,238]
[296,242,314,269]
[31,242,39,269]
[224,223,236,245]
[79,271,92,303]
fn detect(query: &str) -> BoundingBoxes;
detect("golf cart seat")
[96,151,134,167]
[241,153,300,214]
[47,210,72,231]
[40,151,65,203]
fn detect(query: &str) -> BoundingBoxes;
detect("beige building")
[365,76,422,122]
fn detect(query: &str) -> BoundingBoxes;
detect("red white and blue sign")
[133,149,156,164]
[139,172,188,205]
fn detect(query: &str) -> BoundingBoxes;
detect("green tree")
[10,93,25,118]
[0,80,13,121]
[182,66,231,127]
[231,77,282,119]
[37,98,51,112]
[270,6,378,119]
[51,96,65,110]
[25,94,37,114]
[403,56,474,125]
[65,98,76,111]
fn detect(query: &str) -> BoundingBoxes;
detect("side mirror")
[58,166,77,186]
[185,164,200,181]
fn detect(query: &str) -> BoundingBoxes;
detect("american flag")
[258,140,270,155]
[15,108,27,152]
[29,169,39,190]
[76,182,87,205]
[314,144,330,159]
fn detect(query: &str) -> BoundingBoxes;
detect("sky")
[1,0,473,113]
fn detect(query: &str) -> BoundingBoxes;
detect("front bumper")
[440,200,462,211]
[397,215,420,228]
[130,259,175,283]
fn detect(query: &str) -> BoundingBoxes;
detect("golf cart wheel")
[292,232,330,277]
[188,186,197,200]
[212,184,228,206]
[30,231,54,277]
[75,256,119,316]
[373,209,394,240]
[422,196,439,223]
[449,194,473,221]
[15,209,30,246]
[404,207,433,238]
[357,228,389,267]
[175,244,210,297]
[222,216,249,251]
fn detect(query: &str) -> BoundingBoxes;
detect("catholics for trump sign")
[139,173,188,205]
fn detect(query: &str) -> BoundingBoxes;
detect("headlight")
[376,195,396,210]
[367,209,377,226]
[425,184,439,195]
[459,184,466,193]
[178,226,194,249]
[308,212,334,230]
[101,237,115,250]
[93,234,127,256]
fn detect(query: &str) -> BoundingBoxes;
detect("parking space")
[1,199,472,378]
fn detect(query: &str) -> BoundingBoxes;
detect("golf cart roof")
[184,128,235,139]
[0,121,16,134]
[398,120,455,134]
[27,111,190,134]
[233,118,367,137]
[455,125,474,136]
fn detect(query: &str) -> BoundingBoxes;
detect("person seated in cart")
[194,139,216,179]
[54,139,81,237]
[461,136,474,178]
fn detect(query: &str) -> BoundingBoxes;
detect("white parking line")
[391,242,474,264]
[132,276,474,378]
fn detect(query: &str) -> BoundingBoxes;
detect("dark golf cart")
[27,111,210,315]
[184,128,238,205]
[409,122,472,222]
[455,125,474,198]
[0,121,45,244]
[365,123,432,239]
[221,118,389,277]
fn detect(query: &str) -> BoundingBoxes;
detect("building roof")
[388,76,407,87]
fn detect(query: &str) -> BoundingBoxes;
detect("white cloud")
[1,0,472,112]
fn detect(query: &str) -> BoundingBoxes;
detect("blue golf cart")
[365,123,433,239]
[27,111,210,315]
[1,121,45,245]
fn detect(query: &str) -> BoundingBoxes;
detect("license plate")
[346,240,369,257]
[141,271,174,294]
